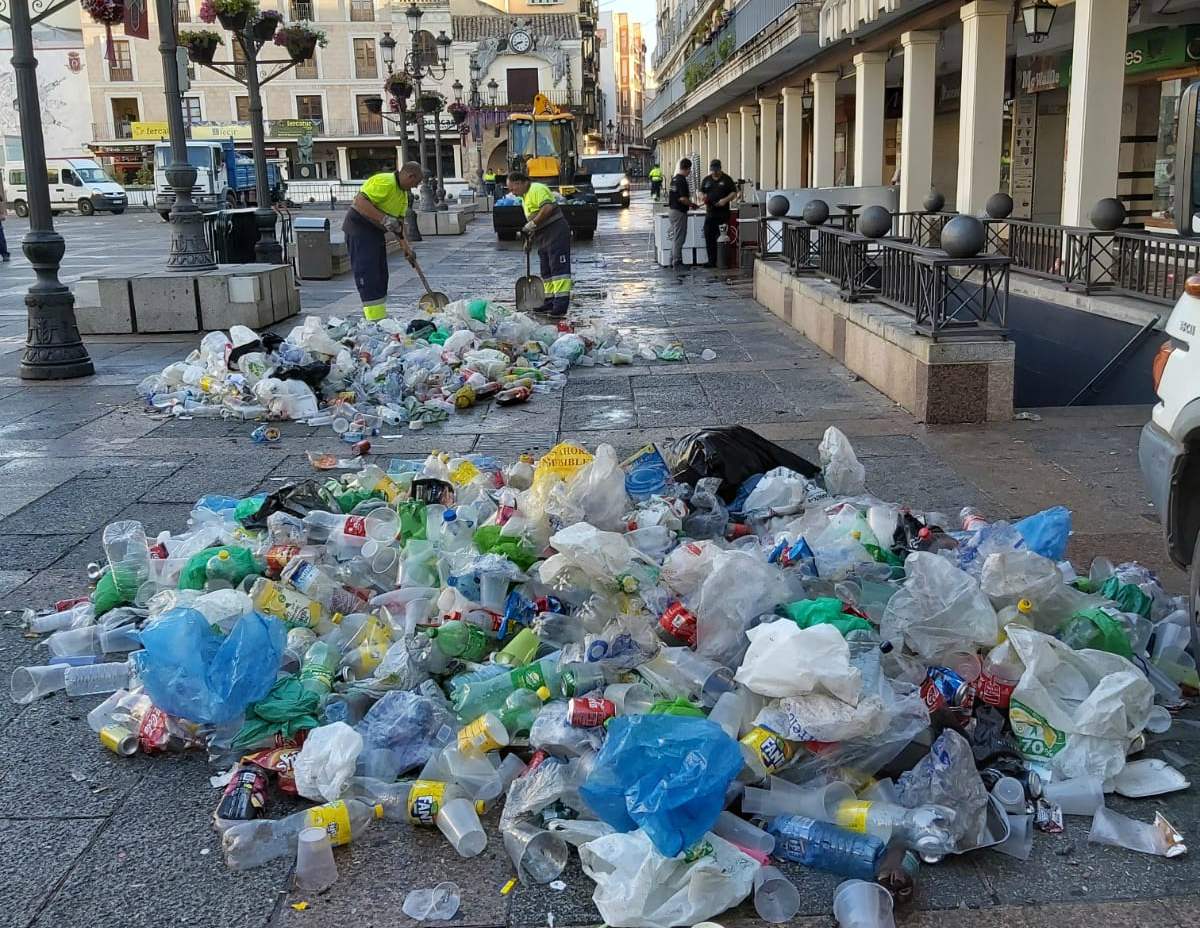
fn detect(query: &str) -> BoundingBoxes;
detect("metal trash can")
[294,215,332,280]
[210,208,259,264]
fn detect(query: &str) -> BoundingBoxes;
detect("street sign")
[177,47,190,93]
[124,0,149,40]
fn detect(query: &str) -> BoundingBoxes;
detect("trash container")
[294,216,333,280]
[211,208,259,264]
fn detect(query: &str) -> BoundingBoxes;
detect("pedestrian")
[699,159,737,268]
[507,170,573,317]
[0,174,9,262]
[667,158,694,268]
[648,162,664,201]
[341,160,422,321]
[484,169,497,198]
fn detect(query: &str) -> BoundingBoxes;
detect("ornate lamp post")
[400,2,451,213]
[1,0,93,379]
[375,30,421,240]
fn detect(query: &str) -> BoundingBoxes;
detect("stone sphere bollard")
[1090,197,1127,231]
[985,192,1014,220]
[767,194,791,217]
[858,204,892,239]
[941,215,986,258]
[923,189,945,213]
[802,198,830,226]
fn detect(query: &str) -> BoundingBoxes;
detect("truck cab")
[580,153,630,208]
[5,158,127,217]
[153,140,284,219]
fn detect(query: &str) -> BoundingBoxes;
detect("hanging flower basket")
[274,23,326,62]
[180,28,224,64]
[418,92,444,115]
[448,101,468,125]
[81,0,124,66]
[385,73,413,101]
[252,10,282,42]
[198,0,258,30]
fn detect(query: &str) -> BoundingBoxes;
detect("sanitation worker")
[507,170,573,317]
[342,160,423,321]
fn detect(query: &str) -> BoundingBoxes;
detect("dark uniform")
[342,171,409,321]
[699,171,737,267]
[524,182,572,316]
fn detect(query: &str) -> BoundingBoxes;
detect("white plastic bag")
[741,466,822,513]
[735,621,861,703]
[880,552,998,660]
[980,550,1093,632]
[293,721,363,802]
[818,426,866,497]
[551,444,629,532]
[661,540,723,597]
[579,829,757,928]
[1006,626,1154,781]
[692,549,789,666]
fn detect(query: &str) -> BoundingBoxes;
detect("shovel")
[515,242,545,313]
[407,251,449,313]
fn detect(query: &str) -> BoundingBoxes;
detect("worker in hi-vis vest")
[341,160,423,321]
[507,170,573,318]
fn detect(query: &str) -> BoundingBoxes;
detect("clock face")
[510,29,532,53]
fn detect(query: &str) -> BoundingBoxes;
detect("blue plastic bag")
[580,714,744,857]
[356,691,456,774]
[134,607,285,725]
[1015,506,1072,561]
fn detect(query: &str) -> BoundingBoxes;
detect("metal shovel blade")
[418,290,450,313]
[516,246,545,313]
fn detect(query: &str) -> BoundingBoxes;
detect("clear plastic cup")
[294,827,339,893]
[402,882,461,920]
[503,820,568,883]
[712,810,776,856]
[861,777,898,804]
[365,508,400,542]
[833,878,896,928]
[990,776,1027,814]
[478,570,509,610]
[754,865,801,923]
[357,747,401,782]
[436,797,487,858]
[64,661,132,697]
[99,626,141,654]
[47,625,99,658]
[1042,776,1105,816]
[744,780,855,821]
[496,753,528,791]
[604,682,655,716]
[11,664,68,704]
[994,813,1033,860]
[707,688,750,738]
[1146,705,1173,734]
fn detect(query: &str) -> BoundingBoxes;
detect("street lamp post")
[394,3,451,213]
[378,31,421,241]
[156,0,217,272]
[2,0,93,379]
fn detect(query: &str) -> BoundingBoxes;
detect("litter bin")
[294,215,333,280]
[211,208,259,264]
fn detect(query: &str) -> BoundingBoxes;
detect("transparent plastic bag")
[293,720,364,802]
[895,729,989,849]
[133,607,284,725]
[580,714,744,857]
[880,552,998,660]
[818,426,866,497]
[551,444,629,532]
[742,466,824,514]
[355,690,455,774]
[735,620,861,703]
[693,549,789,666]
[530,701,606,757]
[980,550,1092,633]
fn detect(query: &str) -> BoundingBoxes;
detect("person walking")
[0,174,9,262]
[667,158,694,268]
[507,170,573,317]
[341,160,423,321]
[648,163,664,201]
[699,159,737,268]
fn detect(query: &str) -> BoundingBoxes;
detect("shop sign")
[270,118,321,137]
[130,121,170,140]
[1017,54,1069,94]
[192,123,251,140]
[1124,27,1191,76]
[935,74,960,114]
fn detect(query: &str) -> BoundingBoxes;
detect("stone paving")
[0,195,1194,928]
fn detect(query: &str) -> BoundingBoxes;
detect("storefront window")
[1152,79,1183,226]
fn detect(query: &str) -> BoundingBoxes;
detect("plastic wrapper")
[234,675,322,749]
[668,426,820,503]
[693,550,789,666]
[133,607,284,725]
[880,552,998,660]
[355,690,455,774]
[1013,506,1072,560]
[580,715,744,857]
[1005,626,1154,781]
[818,426,866,497]
[681,478,729,540]
[293,720,364,802]
[735,620,862,703]
[500,753,593,831]
[530,701,607,757]
[896,729,989,849]
[742,466,826,514]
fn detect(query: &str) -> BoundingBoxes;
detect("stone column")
[707,120,719,170]
[812,72,838,189]
[853,51,888,187]
[759,96,779,190]
[716,115,730,172]
[727,111,742,180]
[899,31,938,212]
[781,86,805,189]
[336,145,351,181]
[956,0,1010,215]
[1061,0,1128,226]
[740,104,758,188]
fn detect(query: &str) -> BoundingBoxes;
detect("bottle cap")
[216,550,230,561]
[1017,598,1033,614]
[536,685,551,701]
[850,530,861,540]
[918,526,932,539]
[443,509,457,522]
[475,800,487,814]
[373,803,385,819]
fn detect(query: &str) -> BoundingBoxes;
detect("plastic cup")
[745,779,855,821]
[604,682,655,716]
[496,753,528,791]
[991,776,1027,814]
[707,688,750,738]
[994,813,1033,861]
[11,664,67,704]
[503,820,568,883]
[295,827,339,893]
[47,625,98,658]
[754,865,801,924]
[357,747,401,782]
[402,882,461,921]
[436,797,487,858]
[833,879,896,928]
[1146,705,1173,734]
[99,626,141,654]
[64,661,131,697]
[478,570,509,610]
[713,810,776,856]
[861,777,898,804]
[1042,776,1105,816]
[365,508,400,542]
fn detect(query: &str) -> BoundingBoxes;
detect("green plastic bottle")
[495,628,540,667]
[299,640,340,695]
[427,620,492,662]
[1056,607,1133,658]
[496,685,551,735]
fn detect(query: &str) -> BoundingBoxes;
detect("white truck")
[580,152,630,208]
[4,157,127,216]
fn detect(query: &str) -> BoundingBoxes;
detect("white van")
[4,158,127,217]
[581,153,630,208]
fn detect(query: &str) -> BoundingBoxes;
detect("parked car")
[4,158,127,216]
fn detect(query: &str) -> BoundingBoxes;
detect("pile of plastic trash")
[135,300,683,433]
[12,425,1195,925]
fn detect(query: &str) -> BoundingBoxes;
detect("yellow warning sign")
[534,442,593,482]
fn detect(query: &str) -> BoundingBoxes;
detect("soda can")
[920,666,975,715]
[567,695,615,728]
[659,601,698,647]
[251,425,281,443]
[216,765,269,822]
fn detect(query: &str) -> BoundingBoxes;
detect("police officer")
[648,163,664,200]
[342,160,423,321]
[507,170,572,317]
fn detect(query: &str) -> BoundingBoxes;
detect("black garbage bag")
[275,360,331,391]
[239,480,328,529]
[406,318,438,340]
[668,426,820,502]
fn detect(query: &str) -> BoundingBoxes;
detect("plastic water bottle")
[280,557,368,616]
[767,815,885,880]
[299,640,339,695]
[222,799,383,870]
[496,685,551,736]
[446,662,508,701]
[439,509,473,553]
[835,800,957,857]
